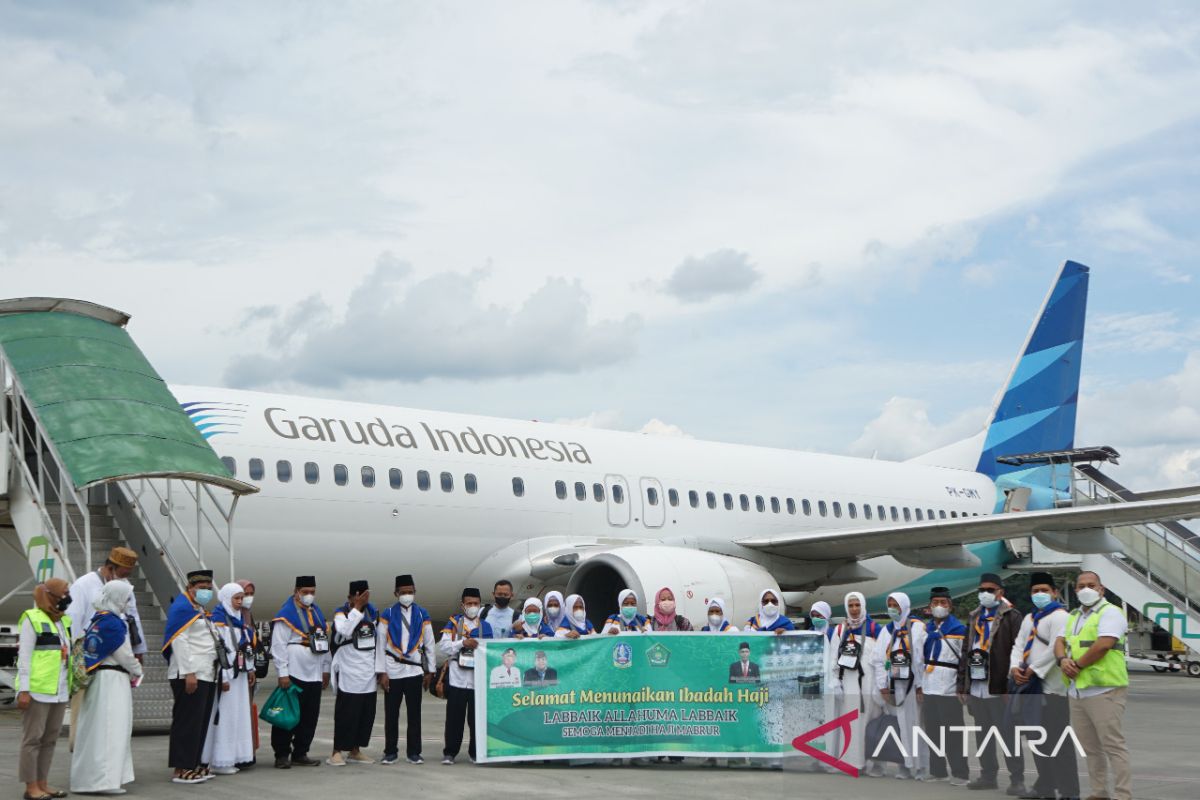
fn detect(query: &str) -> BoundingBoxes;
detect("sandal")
[46,790,69,799]
[22,794,52,800]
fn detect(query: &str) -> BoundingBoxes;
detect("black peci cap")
[1030,571,1055,588]
[295,575,316,589]
[187,569,214,584]
[395,574,415,590]
[349,580,369,595]
[462,587,481,600]
[930,586,952,600]
[979,572,1003,587]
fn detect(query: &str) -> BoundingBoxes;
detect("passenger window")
[417,470,430,491]
[927,509,935,521]
[613,484,625,504]
[513,477,525,497]
[818,500,827,517]
[864,504,872,520]
[555,480,567,500]
[950,510,958,518]
[220,456,237,476]
[915,508,924,521]
[755,495,765,513]
[575,481,586,501]
[362,466,376,488]
[878,505,886,521]
[334,464,348,486]
[465,474,478,494]
[249,458,264,481]
[593,483,605,502]
[647,487,659,506]
[848,503,857,519]
[890,506,899,521]
[389,468,402,489]
[668,488,679,507]
[832,502,842,518]
[903,507,912,522]
[689,490,700,508]
[739,494,750,511]
[770,497,780,514]
[304,462,319,484]
[707,491,717,509]
[440,472,453,492]
[276,460,292,483]
[723,493,733,510]
[786,498,796,515]
[939,510,947,519]
[803,499,812,516]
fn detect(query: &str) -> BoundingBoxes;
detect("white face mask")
[760,602,779,619]
[1076,587,1102,607]
[572,609,587,623]
[931,605,949,619]
[546,605,560,617]
[977,591,998,609]
[241,596,255,610]
[463,605,480,620]
[300,594,315,607]
[708,613,723,627]
[397,594,414,607]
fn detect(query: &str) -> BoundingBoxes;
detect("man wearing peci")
[271,576,331,769]
[729,642,760,684]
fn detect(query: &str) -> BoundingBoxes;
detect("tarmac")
[2,666,1197,800]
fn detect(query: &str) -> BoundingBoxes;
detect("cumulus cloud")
[637,418,691,438]
[1088,311,1200,354]
[662,248,761,303]
[848,396,986,460]
[226,259,641,387]
[552,410,690,438]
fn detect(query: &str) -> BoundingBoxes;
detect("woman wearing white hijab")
[829,590,884,775]
[700,598,738,632]
[70,579,143,795]
[202,583,255,774]
[745,589,795,633]
[542,591,566,632]
[873,591,928,779]
[554,595,596,638]
[601,589,650,634]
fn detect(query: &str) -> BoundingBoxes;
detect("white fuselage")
[172,386,1000,623]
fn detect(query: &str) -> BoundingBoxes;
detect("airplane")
[167,260,1200,625]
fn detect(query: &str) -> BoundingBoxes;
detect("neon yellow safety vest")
[1063,600,1128,690]
[18,608,72,696]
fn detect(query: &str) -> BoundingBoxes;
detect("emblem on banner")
[646,642,671,667]
[612,642,633,668]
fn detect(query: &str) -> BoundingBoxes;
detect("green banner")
[475,632,828,762]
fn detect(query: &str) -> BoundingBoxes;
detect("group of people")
[817,570,1131,800]
[16,555,1132,800]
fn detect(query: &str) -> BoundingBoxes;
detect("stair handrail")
[1,351,91,580]
[1072,469,1200,568]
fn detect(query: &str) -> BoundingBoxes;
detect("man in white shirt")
[271,576,331,769]
[920,586,969,785]
[1008,572,1078,800]
[164,568,219,784]
[376,574,436,765]
[489,648,522,688]
[328,580,379,766]
[66,546,147,660]
[437,587,493,764]
[1055,571,1131,800]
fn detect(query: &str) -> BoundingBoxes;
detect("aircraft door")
[605,474,630,527]
[640,477,665,528]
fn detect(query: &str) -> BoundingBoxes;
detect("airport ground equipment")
[0,298,258,728]
[1001,448,1200,677]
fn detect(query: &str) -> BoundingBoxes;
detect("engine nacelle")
[566,546,781,628]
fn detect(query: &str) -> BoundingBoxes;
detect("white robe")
[873,619,928,772]
[202,624,255,768]
[828,623,882,770]
[70,638,142,792]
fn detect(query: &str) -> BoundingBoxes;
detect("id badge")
[968,649,988,682]
[891,651,911,681]
[837,640,861,670]
[457,650,476,669]
[310,628,330,654]
[355,623,376,651]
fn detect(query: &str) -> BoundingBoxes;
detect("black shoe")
[1006,784,1029,797]
[274,757,292,769]
[291,756,321,767]
[968,777,999,790]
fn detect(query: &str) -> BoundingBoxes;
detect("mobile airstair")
[0,298,257,728]
[1001,447,1200,676]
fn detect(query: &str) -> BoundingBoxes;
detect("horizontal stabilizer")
[735,496,1200,561]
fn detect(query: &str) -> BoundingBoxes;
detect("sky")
[2,0,1200,491]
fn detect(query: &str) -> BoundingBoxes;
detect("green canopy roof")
[0,299,257,495]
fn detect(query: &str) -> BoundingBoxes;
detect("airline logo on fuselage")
[182,401,249,439]
[262,406,593,464]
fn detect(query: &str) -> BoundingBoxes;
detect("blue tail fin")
[975,261,1089,478]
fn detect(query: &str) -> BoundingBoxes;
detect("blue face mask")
[811,617,828,630]
[194,588,213,606]
[1031,592,1054,609]
[887,607,903,622]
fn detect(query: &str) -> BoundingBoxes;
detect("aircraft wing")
[735,496,1200,562]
